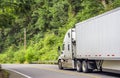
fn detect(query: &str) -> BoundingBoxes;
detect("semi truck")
[58,7,120,73]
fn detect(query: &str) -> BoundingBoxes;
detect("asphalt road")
[2,64,120,78]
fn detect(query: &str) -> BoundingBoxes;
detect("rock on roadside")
[0,69,9,78]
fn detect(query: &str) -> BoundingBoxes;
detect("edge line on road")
[6,69,32,78]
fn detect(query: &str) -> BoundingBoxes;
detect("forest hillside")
[0,0,120,63]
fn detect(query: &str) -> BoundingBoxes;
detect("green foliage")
[14,50,25,63]
[113,0,120,8]
[0,46,15,63]
[0,13,15,28]
[0,0,120,63]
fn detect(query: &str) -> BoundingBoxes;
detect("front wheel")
[58,60,63,69]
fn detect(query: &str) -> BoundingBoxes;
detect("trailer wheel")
[58,60,63,69]
[76,60,82,72]
[82,61,89,73]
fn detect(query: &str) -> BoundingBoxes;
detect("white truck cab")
[58,28,75,69]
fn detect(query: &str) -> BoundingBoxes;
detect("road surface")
[2,64,120,78]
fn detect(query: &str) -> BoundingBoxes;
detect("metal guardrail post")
[0,64,1,71]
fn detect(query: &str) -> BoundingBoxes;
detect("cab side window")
[68,33,70,38]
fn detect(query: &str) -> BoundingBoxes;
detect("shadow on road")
[62,68,120,78]
[62,69,76,71]
[93,71,120,78]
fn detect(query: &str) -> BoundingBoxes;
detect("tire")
[58,60,63,69]
[76,60,82,72]
[82,61,89,73]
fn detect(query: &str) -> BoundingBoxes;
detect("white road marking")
[6,68,32,78]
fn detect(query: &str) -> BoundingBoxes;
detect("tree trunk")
[101,0,107,9]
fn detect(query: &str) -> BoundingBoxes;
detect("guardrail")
[31,61,58,64]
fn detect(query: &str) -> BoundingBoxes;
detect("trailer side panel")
[76,9,120,60]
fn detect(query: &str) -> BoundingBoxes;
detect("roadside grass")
[0,69,9,78]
